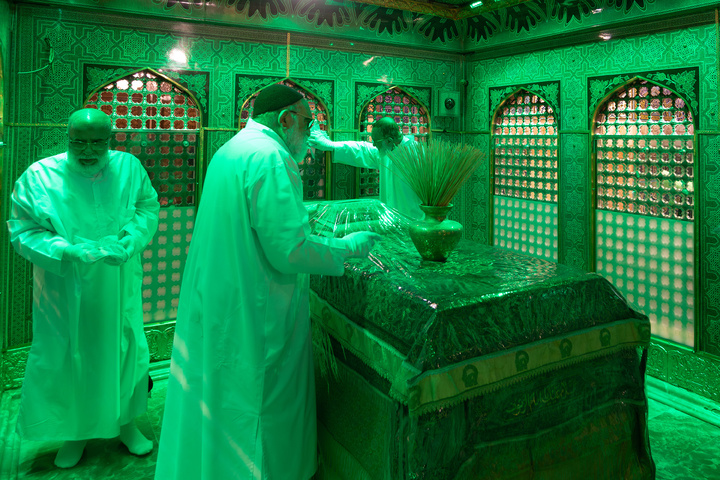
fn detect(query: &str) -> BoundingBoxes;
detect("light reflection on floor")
[0,378,717,479]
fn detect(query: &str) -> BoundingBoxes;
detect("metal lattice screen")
[240,79,329,201]
[593,78,695,346]
[358,87,430,198]
[491,89,559,262]
[85,70,199,324]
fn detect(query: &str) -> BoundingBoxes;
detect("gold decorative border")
[311,290,652,416]
[309,292,420,405]
[408,318,649,416]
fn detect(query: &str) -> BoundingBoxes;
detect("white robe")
[332,136,423,220]
[155,119,348,480]
[7,150,159,441]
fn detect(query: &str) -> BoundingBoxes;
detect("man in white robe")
[154,84,380,480]
[309,116,423,219]
[7,108,160,468]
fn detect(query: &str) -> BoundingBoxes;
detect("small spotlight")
[599,33,612,41]
[470,1,483,7]
[168,48,188,64]
[592,8,603,14]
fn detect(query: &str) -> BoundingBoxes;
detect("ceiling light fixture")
[168,48,188,64]
[470,1,483,7]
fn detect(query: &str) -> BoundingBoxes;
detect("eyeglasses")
[372,136,390,147]
[287,110,316,131]
[69,138,110,150]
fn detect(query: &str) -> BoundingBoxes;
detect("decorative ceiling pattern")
[157,0,655,43]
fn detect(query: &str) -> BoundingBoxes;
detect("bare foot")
[119,421,153,456]
[54,440,87,468]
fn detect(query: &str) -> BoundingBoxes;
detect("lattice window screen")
[491,89,559,262]
[239,79,329,201]
[593,78,695,346]
[358,87,430,198]
[85,70,199,324]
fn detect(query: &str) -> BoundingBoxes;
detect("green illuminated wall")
[0,3,461,380]
[2,0,720,404]
[464,23,720,401]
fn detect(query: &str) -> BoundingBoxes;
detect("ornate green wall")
[465,23,720,401]
[2,0,720,403]
[0,3,462,387]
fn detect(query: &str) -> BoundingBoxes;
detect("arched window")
[85,69,202,325]
[357,86,430,198]
[239,79,330,201]
[490,89,559,261]
[593,78,695,346]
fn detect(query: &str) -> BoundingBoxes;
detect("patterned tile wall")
[467,24,720,398]
[0,4,461,349]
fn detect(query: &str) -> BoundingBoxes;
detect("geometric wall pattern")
[593,78,695,347]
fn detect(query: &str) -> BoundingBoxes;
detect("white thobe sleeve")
[119,164,160,254]
[332,141,381,169]
[7,172,70,277]
[250,156,347,277]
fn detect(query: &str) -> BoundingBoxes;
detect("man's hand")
[308,123,340,151]
[342,232,382,258]
[119,236,136,258]
[104,236,136,266]
[64,243,106,264]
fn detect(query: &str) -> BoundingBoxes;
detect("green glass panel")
[493,197,558,262]
[595,211,694,346]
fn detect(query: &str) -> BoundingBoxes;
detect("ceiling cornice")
[345,0,534,21]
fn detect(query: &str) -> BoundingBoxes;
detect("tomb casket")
[308,200,654,480]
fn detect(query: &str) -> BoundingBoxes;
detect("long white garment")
[155,119,349,480]
[332,136,423,220]
[7,150,159,441]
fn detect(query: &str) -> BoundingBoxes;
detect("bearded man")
[7,108,159,468]
[154,84,380,480]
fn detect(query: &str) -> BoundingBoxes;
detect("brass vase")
[408,204,463,262]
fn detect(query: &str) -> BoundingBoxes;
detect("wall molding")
[1,321,175,391]
[647,340,720,404]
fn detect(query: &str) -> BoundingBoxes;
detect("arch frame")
[588,74,699,350]
[488,85,561,260]
[355,84,433,200]
[83,66,206,202]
